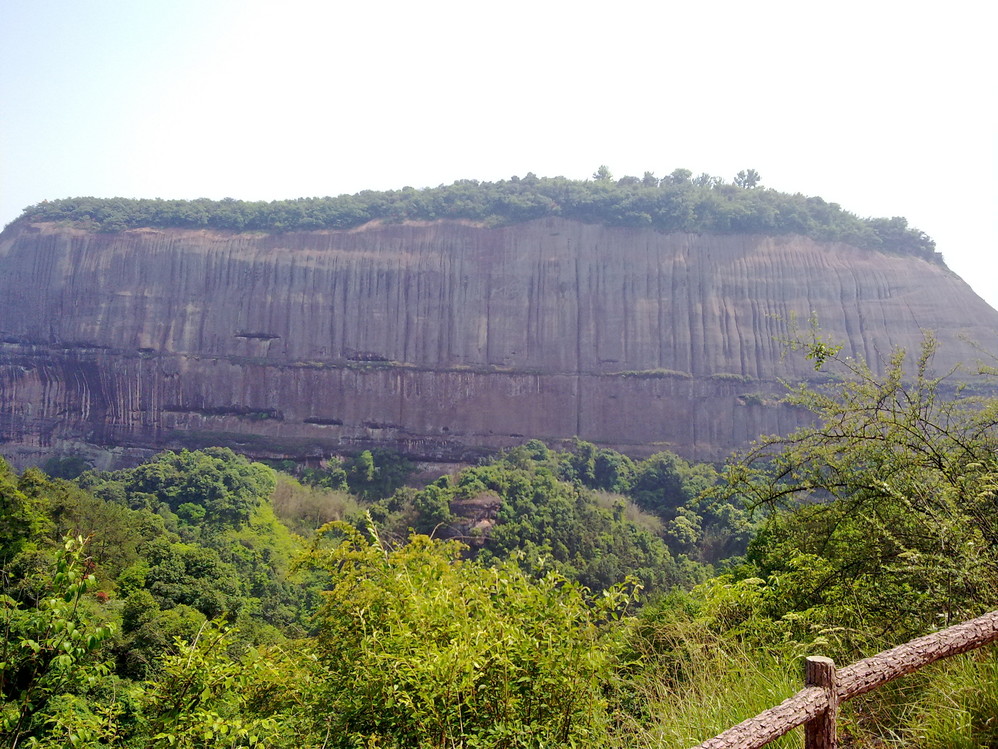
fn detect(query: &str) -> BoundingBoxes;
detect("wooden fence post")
[804,657,837,749]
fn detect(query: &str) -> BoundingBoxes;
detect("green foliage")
[267,451,414,503]
[11,367,998,749]
[629,452,712,516]
[136,622,289,748]
[627,452,754,564]
[559,438,636,494]
[115,448,276,526]
[79,449,320,633]
[779,311,845,370]
[666,168,692,185]
[621,590,801,748]
[479,458,684,593]
[141,538,243,620]
[593,164,614,182]
[0,460,52,563]
[215,502,311,632]
[590,491,664,537]
[365,440,754,591]
[721,336,998,651]
[733,168,762,189]
[176,501,207,524]
[298,462,349,491]
[344,449,413,501]
[46,483,161,580]
[117,596,206,680]
[19,172,938,260]
[555,443,752,565]
[269,474,360,536]
[0,454,333,745]
[40,456,91,481]
[370,444,691,594]
[302,525,632,749]
[0,536,114,747]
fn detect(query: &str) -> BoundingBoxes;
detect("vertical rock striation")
[1,217,996,466]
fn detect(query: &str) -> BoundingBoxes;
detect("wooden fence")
[690,610,998,749]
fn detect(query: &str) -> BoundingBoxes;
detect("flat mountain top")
[12,171,938,263]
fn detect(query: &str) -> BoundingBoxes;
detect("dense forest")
[12,168,939,262]
[3,337,998,747]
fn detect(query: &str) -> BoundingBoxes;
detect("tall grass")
[593,491,665,536]
[897,645,998,748]
[633,651,801,748]
[613,618,802,749]
[269,475,363,535]
[611,629,998,749]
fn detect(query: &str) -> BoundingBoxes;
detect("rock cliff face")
[1,217,996,467]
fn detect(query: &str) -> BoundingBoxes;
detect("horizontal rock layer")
[1,217,996,466]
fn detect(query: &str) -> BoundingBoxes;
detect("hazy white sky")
[2,0,996,306]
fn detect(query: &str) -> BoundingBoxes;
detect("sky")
[2,0,996,307]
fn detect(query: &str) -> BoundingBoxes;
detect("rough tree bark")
[690,686,827,749]
[837,610,998,700]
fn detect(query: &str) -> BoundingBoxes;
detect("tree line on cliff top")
[4,337,998,747]
[15,167,938,261]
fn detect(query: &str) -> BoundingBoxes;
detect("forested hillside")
[3,340,998,748]
[14,169,937,261]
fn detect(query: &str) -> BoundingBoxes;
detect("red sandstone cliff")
[1,217,995,467]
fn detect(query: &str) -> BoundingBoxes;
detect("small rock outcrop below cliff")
[1,217,996,467]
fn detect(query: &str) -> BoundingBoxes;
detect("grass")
[269,474,363,536]
[894,646,998,748]
[608,631,998,749]
[592,490,664,535]
[609,612,803,749]
[630,647,801,748]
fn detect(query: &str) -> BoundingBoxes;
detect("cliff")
[1,217,996,467]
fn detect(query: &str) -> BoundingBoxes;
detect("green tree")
[142,539,243,619]
[629,452,715,520]
[45,482,160,580]
[667,168,693,184]
[301,524,631,748]
[135,622,290,748]
[0,536,114,747]
[592,164,614,181]
[721,336,998,648]
[344,449,412,501]
[0,460,51,562]
[119,448,275,526]
[561,439,635,493]
[468,450,682,592]
[733,169,761,188]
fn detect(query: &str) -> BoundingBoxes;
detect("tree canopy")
[13,169,939,261]
[717,336,998,650]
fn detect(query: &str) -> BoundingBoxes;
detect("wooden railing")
[690,610,998,749]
